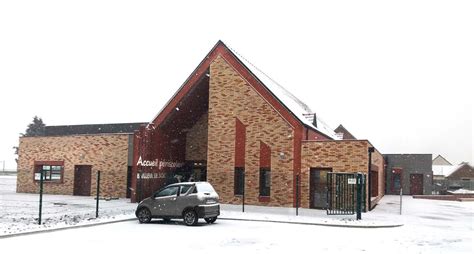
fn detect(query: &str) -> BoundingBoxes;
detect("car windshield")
[196,183,215,193]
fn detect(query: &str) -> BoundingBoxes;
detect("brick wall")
[207,56,295,207]
[185,113,208,161]
[301,140,370,209]
[17,134,130,197]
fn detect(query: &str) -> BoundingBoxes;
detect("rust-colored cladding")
[235,118,246,168]
[259,141,271,168]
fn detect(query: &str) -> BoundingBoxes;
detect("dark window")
[34,164,63,182]
[234,167,244,195]
[180,185,193,195]
[155,186,179,198]
[196,182,216,193]
[259,168,271,196]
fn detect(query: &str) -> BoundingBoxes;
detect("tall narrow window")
[259,168,271,196]
[259,141,271,198]
[234,167,244,195]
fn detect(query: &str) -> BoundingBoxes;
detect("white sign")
[136,156,185,169]
[348,178,356,185]
[136,156,159,167]
[137,172,166,179]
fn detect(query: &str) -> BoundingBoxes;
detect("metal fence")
[0,171,136,231]
[326,172,366,219]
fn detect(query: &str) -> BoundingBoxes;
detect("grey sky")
[0,0,472,169]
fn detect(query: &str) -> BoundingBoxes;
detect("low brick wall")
[413,194,474,201]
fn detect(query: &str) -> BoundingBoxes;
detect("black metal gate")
[326,172,366,216]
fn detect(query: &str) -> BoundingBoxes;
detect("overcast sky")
[0,0,472,169]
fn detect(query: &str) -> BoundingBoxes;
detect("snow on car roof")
[226,43,341,140]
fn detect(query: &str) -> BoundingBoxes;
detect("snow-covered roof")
[226,44,340,140]
[432,165,461,177]
[448,188,474,194]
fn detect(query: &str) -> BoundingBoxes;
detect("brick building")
[433,162,474,193]
[17,123,144,198]
[16,41,385,210]
[131,41,385,210]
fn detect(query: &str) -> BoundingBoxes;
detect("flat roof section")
[42,122,147,136]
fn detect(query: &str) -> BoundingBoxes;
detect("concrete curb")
[219,217,403,228]
[1,215,402,238]
[0,217,136,239]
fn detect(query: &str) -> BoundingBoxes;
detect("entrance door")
[370,171,379,197]
[410,174,423,195]
[310,168,331,209]
[73,165,92,196]
[390,168,406,195]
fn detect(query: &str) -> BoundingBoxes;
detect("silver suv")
[135,182,220,226]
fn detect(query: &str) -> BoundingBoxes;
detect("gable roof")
[42,123,146,136]
[151,40,339,140]
[227,45,340,140]
[334,124,357,140]
[432,154,452,165]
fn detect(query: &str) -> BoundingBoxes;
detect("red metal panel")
[235,118,246,168]
[293,126,303,207]
[259,141,271,168]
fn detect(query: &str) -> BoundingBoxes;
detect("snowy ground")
[0,175,136,235]
[1,175,473,253]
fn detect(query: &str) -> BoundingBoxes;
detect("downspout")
[368,147,375,210]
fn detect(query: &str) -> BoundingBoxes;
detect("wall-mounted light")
[279,152,286,160]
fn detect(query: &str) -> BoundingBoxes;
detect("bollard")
[400,188,402,215]
[242,172,245,213]
[38,169,44,225]
[356,173,362,220]
[96,170,101,218]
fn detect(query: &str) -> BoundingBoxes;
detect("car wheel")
[204,217,217,224]
[137,208,152,223]
[183,210,198,226]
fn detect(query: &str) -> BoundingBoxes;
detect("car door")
[151,186,179,217]
[174,185,195,216]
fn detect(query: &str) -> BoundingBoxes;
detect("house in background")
[432,154,452,166]
[334,124,357,140]
[384,154,433,195]
[433,160,474,194]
